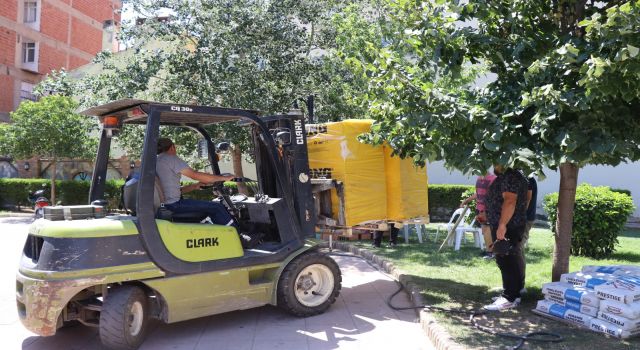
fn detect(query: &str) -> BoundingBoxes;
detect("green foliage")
[0,95,97,161]
[543,184,635,259]
[0,178,124,209]
[611,188,632,197]
[337,1,640,176]
[428,184,474,221]
[182,181,239,201]
[37,0,372,163]
[461,187,476,209]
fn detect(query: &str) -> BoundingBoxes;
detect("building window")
[20,82,36,102]
[24,1,38,23]
[22,41,36,63]
[20,38,38,72]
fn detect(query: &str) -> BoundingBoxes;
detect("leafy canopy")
[38,0,372,163]
[339,0,640,176]
[0,95,97,160]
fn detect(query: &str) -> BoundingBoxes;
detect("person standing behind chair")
[517,176,538,294]
[460,172,497,259]
[483,165,528,311]
[523,177,537,248]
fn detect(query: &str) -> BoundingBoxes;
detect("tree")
[338,1,640,280]
[38,0,371,192]
[0,96,97,204]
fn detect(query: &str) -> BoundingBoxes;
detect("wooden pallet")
[388,216,430,228]
[316,221,389,237]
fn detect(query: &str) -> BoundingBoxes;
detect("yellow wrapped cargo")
[307,120,387,226]
[384,145,429,221]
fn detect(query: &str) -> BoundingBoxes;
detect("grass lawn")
[349,224,640,349]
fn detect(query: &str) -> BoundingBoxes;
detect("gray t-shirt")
[156,153,189,204]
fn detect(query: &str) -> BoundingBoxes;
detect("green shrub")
[0,178,49,207]
[0,178,124,210]
[611,188,631,197]
[428,184,475,221]
[460,188,476,223]
[0,178,240,211]
[543,183,635,259]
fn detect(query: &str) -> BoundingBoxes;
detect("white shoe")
[484,296,520,311]
[492,296,521,303]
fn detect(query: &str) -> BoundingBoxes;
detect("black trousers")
[491,225,525,302]
[373,227,399,247]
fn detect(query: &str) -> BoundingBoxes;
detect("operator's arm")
[180,182,203,194]
[460,193,477,207]
[496,192,517,240]
[181,167,234,184]
[526,189,532,209]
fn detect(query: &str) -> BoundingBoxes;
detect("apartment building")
[0,0,121,122]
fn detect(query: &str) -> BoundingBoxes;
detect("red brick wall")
[0,27,16,66]
[40,2,70,43]
[0,0,18,20]
[70,17,102,55]
[0,75,14,112]
[72,0,117,23]
[39,43,67,73]
[69,55,89,70]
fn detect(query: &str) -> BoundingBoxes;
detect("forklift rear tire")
[277,251,341,317]
[100,285,149,350]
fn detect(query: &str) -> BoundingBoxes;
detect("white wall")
[427,161,640,217]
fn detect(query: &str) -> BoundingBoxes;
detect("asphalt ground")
[0,217,434,350]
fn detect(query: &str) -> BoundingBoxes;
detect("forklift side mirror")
[216,142,230,152]
[275,131,291,145]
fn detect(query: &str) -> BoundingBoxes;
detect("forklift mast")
[254,112,316,237]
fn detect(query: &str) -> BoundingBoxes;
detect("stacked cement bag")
[535,265,640,339]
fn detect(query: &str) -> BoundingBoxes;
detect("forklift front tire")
[100,285,150,350]
[277,251,341,317]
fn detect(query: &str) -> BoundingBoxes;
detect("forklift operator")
[156,138,236,226]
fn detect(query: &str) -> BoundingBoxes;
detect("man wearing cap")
[156,137,236,226]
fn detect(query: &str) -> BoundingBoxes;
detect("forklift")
[16,99,341,349]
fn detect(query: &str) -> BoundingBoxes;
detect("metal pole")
[306,95,314,123]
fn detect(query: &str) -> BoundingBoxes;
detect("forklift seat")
[153,179,208,223]
[122,175,207,223]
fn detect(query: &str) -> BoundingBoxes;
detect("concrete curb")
[322,241,464,350]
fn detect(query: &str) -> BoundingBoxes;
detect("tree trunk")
[552,162,579,281]
[231,147,247,195]
[50,160,57,205]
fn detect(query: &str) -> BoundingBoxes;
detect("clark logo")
[186,237,219,248]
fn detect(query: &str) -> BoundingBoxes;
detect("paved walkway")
[0,217,434,350]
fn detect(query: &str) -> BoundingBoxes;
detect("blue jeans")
[164,199,234,226]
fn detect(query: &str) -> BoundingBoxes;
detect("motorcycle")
[28,184,50,218]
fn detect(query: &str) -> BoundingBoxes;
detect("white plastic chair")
[435,207,472,242]
[452,218,484,251]
[403,223,424,244]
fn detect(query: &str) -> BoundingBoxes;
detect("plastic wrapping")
[384,145,429,221]
[307,119,387,226]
